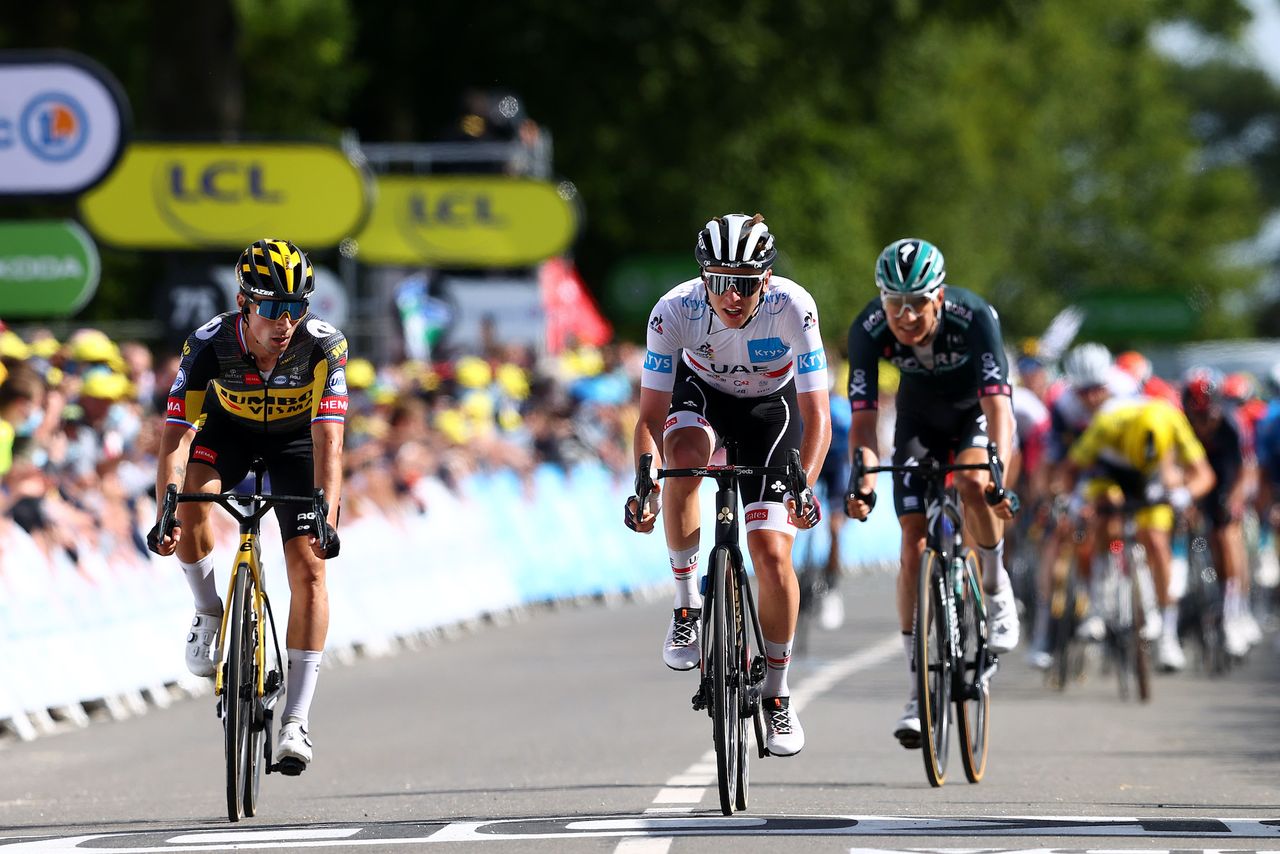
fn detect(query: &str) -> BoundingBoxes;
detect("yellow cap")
[80,371,132,401]
[0,331,30,360]
[345,358,376,391]
[455,355,493,389]
[29,336,60,359]
[69,329,121,364]
[435,408,470,444]
[496,363,530,400]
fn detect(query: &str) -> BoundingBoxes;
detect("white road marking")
[4,816,1280,850]
[610,633,901,854]
[167,830,361,844]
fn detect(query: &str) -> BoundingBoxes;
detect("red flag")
[540,258,613,354]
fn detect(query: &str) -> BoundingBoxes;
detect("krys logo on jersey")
[747,337,789,363]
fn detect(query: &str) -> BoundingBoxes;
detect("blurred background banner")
[353,175,579,266]
[77,142,372,249]
[0,220,99,317]
[0,51,130,197]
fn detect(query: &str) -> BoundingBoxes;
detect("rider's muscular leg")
[898,514,928,632]
[661,427,712,553]
[955,459,1006,591]
[176,464,221,612]
[284,539,329,650]
[749,529,801,643]
[1138,528,1175,608]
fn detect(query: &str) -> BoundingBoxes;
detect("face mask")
[16,409,42,437]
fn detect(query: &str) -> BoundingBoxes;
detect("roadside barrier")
[0,463,897,741]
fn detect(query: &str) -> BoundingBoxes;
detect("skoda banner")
[0,51,130,197]
[353,175,578,267]
[0,220,100,317]
[78,142,372,250]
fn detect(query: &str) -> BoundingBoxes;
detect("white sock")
[979,541,1010,594]
[180,554,221,614]
[902,632,917,701]
[282,649,323,726]
[763,638,793,697]
[669,545,701,609]
[1162,604,1180,641]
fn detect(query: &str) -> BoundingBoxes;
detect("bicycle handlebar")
[635,449,813,518]
[157,484,331,551]
[847,442,1017,518]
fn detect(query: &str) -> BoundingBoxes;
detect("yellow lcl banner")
[78,143,371,250]
[353,175,578,266]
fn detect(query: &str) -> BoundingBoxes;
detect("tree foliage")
[0,0,1273,342]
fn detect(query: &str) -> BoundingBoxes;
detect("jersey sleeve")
[789,290,827,394]
[310,326,350,424]
[1170,408,1207,466]
[1067,416,1106,469]
[640,301,678,393]
[968,301,1012,398]
[845,301,883,412]
[165,317,222,430]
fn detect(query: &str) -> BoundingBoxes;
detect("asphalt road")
[1,570,1278,853]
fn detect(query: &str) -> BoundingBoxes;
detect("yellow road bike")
[156,459,331,822]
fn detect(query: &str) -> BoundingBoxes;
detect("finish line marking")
[618,634,929,854]
[4,816,1280,851]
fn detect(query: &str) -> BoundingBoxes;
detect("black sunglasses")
[251,296,309,321]
[703,270,768,297]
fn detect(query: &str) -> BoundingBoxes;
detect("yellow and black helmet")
[236,239,315,300]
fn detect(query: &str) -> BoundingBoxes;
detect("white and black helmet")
[1062,342,1113,390]
[695,213,778,270]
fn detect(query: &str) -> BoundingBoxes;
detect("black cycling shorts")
[665,361,804,514]
[187,410,316,542]
[891,404,989,517]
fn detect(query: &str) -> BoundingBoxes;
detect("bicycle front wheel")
[710,548,740,815]
[1129,568,1152,702]
[223,565,251,822]
[916,548,951,787]
[733,572,751,812]
[242,592,266,817]
[954,550,989,783]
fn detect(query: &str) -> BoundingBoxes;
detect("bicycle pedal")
[268,759,306,777]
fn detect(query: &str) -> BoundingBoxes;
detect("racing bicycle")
[848,443,1012,787]
[634,441,811,815]
[155,459,332,822]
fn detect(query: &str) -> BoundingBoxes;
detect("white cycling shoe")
[662,607,701,671]
[274,721,312,775]
[186,610,221,678]
[763,696,804,756]
[1157,634,1187,672]
[894,699,921,749]
[986,586,1020,653]
[819,590,845,630]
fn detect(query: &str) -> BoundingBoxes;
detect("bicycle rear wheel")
[916,548,951,787]
[954,550,989,783]
[710,548,740,815]
[223,565,251,822]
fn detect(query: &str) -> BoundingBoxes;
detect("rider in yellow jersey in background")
[1062,396,1215,672]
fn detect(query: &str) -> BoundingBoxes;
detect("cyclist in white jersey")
[626,213,831,757]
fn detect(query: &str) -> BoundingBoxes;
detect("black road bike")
[155,459,332,822]
[635,442,811,815]
[848,443,1012,787]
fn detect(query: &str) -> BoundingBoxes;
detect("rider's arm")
[980,393,1016,471]
[796,388,831,484]
[633,386,672,470]
[312,419,344,530]
[154,421,196,510]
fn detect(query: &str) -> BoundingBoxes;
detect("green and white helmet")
[875,238,946,294]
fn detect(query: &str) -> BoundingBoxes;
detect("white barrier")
[0,463,899,740]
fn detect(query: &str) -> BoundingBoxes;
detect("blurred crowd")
[0,321,645,571]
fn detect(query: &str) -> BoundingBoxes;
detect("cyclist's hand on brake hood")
[146,518,182,556]
[309,520,341,560]
[624,483,662,534]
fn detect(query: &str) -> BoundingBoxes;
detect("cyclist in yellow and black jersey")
[148,239,347,775]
